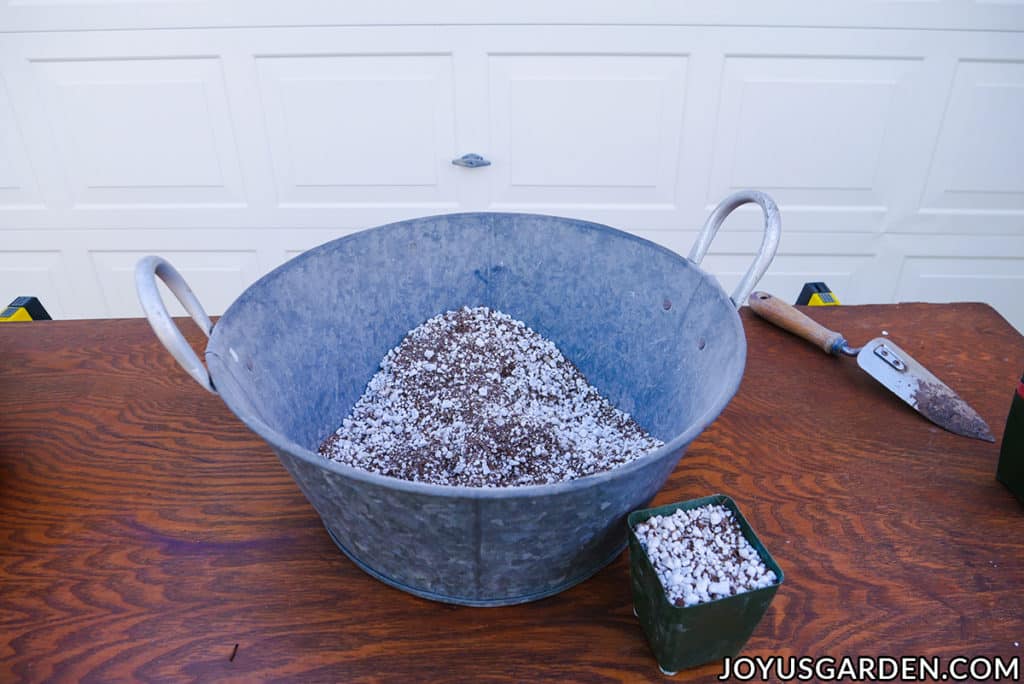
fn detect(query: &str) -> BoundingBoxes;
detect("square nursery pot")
[627,494,784,675]
[996,373,1024,504]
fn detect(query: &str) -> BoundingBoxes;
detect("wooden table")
[2,303,1022,682]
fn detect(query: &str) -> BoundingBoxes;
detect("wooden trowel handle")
[748,291,847,355]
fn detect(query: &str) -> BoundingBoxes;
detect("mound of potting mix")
[632,504,778,607]
[318,306,663,487]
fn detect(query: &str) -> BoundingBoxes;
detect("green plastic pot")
[996,373,1023,504]
[627,494,784,675]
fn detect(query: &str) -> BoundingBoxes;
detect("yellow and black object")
[795,282,840,307]
[0,296,51,322]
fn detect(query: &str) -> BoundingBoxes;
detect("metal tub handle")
[689,190,781,307]
[135,256,217,394]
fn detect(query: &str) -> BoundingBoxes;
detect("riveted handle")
[135,256,217,393]
[689,190,782,307]
[749,291,847,355]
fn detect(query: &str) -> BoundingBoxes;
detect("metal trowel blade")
[856,338,995,442]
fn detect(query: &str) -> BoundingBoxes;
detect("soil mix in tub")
[319,306,664,487]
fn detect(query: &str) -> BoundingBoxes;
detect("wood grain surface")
[1,304,1022,683]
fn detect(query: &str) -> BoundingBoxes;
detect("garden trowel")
[749,291,994,442]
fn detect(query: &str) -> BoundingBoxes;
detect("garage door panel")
[0,73,41,209]
[90,249,262,318]
[708,56,924,233]
[486,54,688,209]
[32,57,245,208]
[256,54,458,208]
[917,60,1024,228]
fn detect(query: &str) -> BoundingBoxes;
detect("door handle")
[451,153,491,168]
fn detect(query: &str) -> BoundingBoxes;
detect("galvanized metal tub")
[136,191,780,606]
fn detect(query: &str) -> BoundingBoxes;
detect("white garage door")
[1,3,1023,330]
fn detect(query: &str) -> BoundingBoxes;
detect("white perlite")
[319,306,664,487]
[633,504,778,607]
